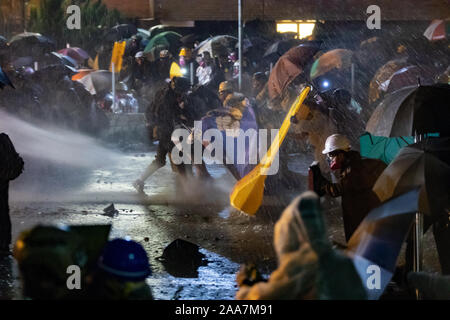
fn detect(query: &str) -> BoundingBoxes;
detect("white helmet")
[322,134,351,154]
[135,51,144,59]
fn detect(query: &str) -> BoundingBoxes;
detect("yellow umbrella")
[170,62,183,79]
[230,87,310,215]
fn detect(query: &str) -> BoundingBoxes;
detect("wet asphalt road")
[0,148,441,300]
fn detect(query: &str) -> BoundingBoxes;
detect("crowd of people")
[1,20,450,300]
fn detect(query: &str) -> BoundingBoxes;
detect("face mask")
[330,158,341,170]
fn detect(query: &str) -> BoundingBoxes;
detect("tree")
[29,0,126,53]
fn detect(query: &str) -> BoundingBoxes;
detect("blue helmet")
[98,238,152,281]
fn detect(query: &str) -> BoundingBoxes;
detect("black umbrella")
[366,84,450,137]
[263,39,303,62]
[8,32,55,57]
[180,33,198,46]
[104,24,138,42]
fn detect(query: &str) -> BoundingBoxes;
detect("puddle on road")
[148,249,241,300]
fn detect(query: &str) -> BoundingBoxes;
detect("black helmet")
[171,76,191,94]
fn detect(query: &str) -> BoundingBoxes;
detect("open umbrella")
[377,65,434,96]
[0,66,14,89]
[372,142,450,220]
[347,188,421,300]
[71,69,95,81]
[143,31,181,56]
[424,19,450,41]
[267,43,321,100]
[8,32,55,57]
[310,49,353,80]
[105,24,138,42]
[366,84,450,137]
[263,39,302,63]
[360,132,413,164]
[58,47,90,64]
[180,33,198,46]
[50,52,78,68]
[368,57,409,104]
[194,35,237,57]
[77,70,114,95]
[148,24,168,38]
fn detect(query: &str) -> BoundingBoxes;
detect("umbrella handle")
[413,211,424,300]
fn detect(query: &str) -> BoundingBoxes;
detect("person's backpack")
[0,133,24,181]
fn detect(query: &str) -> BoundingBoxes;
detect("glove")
[236,264,266,287]
[309,161,326,197]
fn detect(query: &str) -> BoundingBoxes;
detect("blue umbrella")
[360,132,413,164]
[346,188,420,300]
[0,66,14,89]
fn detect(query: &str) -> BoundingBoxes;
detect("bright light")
[181,68,188,75]
[299,23,315,39]
[276,23,298,34]
[322,80,330,88]
[276,21,316,39]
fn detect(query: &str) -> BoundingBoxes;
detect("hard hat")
[219,81,233,93]
[98,238,152,281]
[322,134,351,154]
[224,93,246,108]
[135,51,144,59]
[159,49,170,58]
[170,62,183,79]
[179,48,187,57]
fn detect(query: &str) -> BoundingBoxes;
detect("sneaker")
[132,179,145,193]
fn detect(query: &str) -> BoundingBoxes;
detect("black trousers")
[0,181,11,248]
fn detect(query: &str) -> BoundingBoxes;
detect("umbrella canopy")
[194,35,237,57]
[267,43,321,100]
[8,32,55,57]
[50,52,78,68]
[372,143,450,220]
[366,84,450,137]
[148,24,168,38]
[347,188,420,300]
[71,69,95,81]
[104,24,138,42]
[360,132,413,164]
[263,39,303,62]
[310,49,353,80]
[368,57,409,104]
[77,70,114,95]
[137,28,150,39]
[424,19,450,41]
[380,65,435,95]
[0,66,14,89]
[58,47,90,64]
[180,33,198,46]
[144,31,181,56]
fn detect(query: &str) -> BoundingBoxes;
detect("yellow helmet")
[219,81,233,94]
[179,47,190,57]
